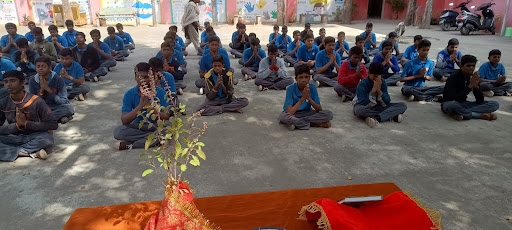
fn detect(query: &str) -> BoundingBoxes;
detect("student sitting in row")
[256,44,293,91]
[157,33,187,74]
[378,32,401,60]
[62,20,78,48]
[300,23,313,42]
[29,27,58,63]
[296,33,319,72]
[231,23,249,58]
[334,46,368,102]
[197,36,232,94]
[360,22,377,55]
[372,41,401,86]
[242,38,266,81]
[169,25,188,56]
[400,35,422,66]
[115,23,135,51]
[88,29,117,71]
[160,42,186,95]
[46,25,68,54]
[478,49,512,97]
[441,55,499,121]
[196,55,248,116]
[25,21,36,42]
[400,39,444,102]
[1,23,25,61]
[279,64,333,131]
[12,38,39,80]
[353,62,407,128]
[113,62,171,150]
[276,26,292,56]
[71,32,108,82]
[229,23,241,49]
[149,57,178,100]
[314,28,327,50]
[105,26,129,61]
[200,26,215,48]
[433,38,462,82]
[0,70,58,161]
[268,25,280,47]
[240,33,257,59]
[313,36,341,88]
[29,57,74,124]
[0,54,17,99]
[335,31,350,60]
[53,48,90,101]
[284,30,304,67]
[355,35,370,65]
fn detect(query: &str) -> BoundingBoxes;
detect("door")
[367,0,383,18]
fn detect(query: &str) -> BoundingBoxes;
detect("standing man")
[181,0,203,55]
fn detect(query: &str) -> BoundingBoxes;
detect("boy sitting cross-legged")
[400,35,422,66]
[230,23,249,58]
[354,62,407,128]
[295,33,319,72]
[372,41,401,86]
[158,42,186,95]
[197,36,232,94]
[275,25,292,56]
[168,25,188,56]
[46,25,68,55]
[313,36,341,88]
[334,46,368,102]
[115,23,135,51]
[283,30,304,67]
[242,38,266,81]
[478,49,512,97]
[355,35,370,65]
[314,28,327,50]
[53,48,90,101]
[71,32,107,82]
[433,38,462,82]
[12,38,39,81]
[279,64,333,131]
[88,29,117,71]
[255,44,294,91]
[62,20,78,48]
[335,31,350,60]
[149,57,179,105]
[104,26,129,61]
[268,25,280,47]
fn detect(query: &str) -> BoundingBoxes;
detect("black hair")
[355,35,364,43]
[204,21,211,27]
[319,28,325,33]
[282,25,288,31]
[5,23,16,29]
[2,70,24,82]
[448,38,459,46]
[349,46,363,56]
[414,35,423,42]
[304,22,311,27]
[381,41,393,49]
[211,54,224,64]
[149,57,164,69]
[418,39,431,49]
[116,23,123,29]
[48,25,58,32]
[294,64,311,77]
[236,22,242,29]
[205,26,214,33]
[366,22,373,28]
[75,32,86,38]
[107,26,116,33]
[324,36,335,45]
[169,25,178,31]
[239,23,246,29]
[65,20,74,26]
[208,35,220,44]
[90,29,100,36]
[461,55,477,66]
[35,56,52,67]
[248,32,257,37]
[304,33,314,40]
[293,30,301,36]
[27,21,36,26]
[15,38,29,48]
[388,32,397,38]
[32,27,43,34]
[60,48,73,57]
[338,31,345,36]
[489,49,501,57]
[250,37,260,46]
[135,62,151,72]
[369,62,384,75]
[268,44,278,53]
[273,25,279,30]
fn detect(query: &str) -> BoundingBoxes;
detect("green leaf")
[175,141,182,156]
[163,160,169,170]
[142,169,154,177]
[151,114,157,120]
[138,121,144,129]
[190,156,200,166]
[197,149,206,160]
[197,142,205,147]
[145,133,154,150]
[180,164,187,172]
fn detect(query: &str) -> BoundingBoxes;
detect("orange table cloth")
[63,182,400,230]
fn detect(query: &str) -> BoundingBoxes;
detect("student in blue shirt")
[378,32,401,58]
[0,55,17,99]
[478,49,512,97]
[159,42,186,94]
[229,23,241,49]
[159,33,187,73]
[197,36,232,94]
[296,33,319,73]
[196,55,248,116]
[1,23,26,61]
[200,21,211,46]
[200,26,215,48]
[28,57,74,124]
[242,33,257,54]
[276,26,292,56]
[231,23,249,58]
[284,30,304,67]
[400,35,422,66]
[360,22,377,54]
[54,48,89,101]
[46,25,68,54]
[169,25,188,56]
[62,20,78,48]
[313,36,341,88]
[400,39,444,102]
[113,62,171,150]
[104,26,129,61]
[148,57,179,100]
[335,31,350,60]
[354,62,407,128]
[88,29,117,71]
[314,28,327,50]
[242,38,266,80]
[11,38,39,80]
[373,41,401,86]
[25,21,36,42]
[434,38,462,81]
[355,35,370,65]
[279,64,333,131]
[268,25,280,47]
[115,23,135,51]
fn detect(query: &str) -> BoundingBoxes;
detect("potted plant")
[386,0,407,20]
[136,69,215,229]
[332,7,342,22]
[21,14,30,26]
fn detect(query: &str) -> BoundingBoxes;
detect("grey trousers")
[441,100,499,119]
[433,68,457,80]
[334,84,356,99]
[283,56,298,66]
[196,97,249,116]
[184,24,201,53]
[113,123,156,149]
[401,85,444,101]
[67,84,90,99]
[254,77,294,90]
[242,66,258,78]
[125,44,135,50]
[175,80,187,89]
[100,58,117,69]
[354,103,407,121]
[313,72,338,87]
[113,50,129,61]
[195,79,205,88]
[230,49,243,58]
[85,67,108,80]
[238,59,244,66]
[479,82,512,96]
[279,110,333,130]
[0,132,54,162]
[382,72,401,86]
[49,104,75,121]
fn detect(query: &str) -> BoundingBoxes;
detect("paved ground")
[1,21,511,230]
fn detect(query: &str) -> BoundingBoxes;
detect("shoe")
[244,74,250,81]
[76,94,85,101]
[505,91,512,96]
[340,95,347,102]
[315,81,320,87]
[177,88,183,95]
[453,114,464,121]
[107,67,112,71]
[365,117,378,128]
[115,141,133,150]
[36,149,48,160]
[408,95,415,102]
[395,81,400,86]
[441,76,448,82]
[258,85,263,91]
[93,76,99,82]
[433,95,443,103]
[199,88,204,95]
[482,91,494,97]
[60,116,70,124]
[481,113,497,121]
[393,114,403,123]
[287,124,295,131]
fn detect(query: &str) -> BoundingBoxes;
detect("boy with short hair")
[313,36,341,87]
[201,21,211,44]
[46,25,68,54]
[169,25,188,56]
[300,22,313,42]
[478,49,512,97]
[197,36,232,94]
[0,70,58,161]
[113,62,171,150]
[354,62,407,128]
[355,35,370,64]
[256,44,293,91]
[104,26,129,61]
[200,26,215,48]
[71,32,107,82]
[115,23,135,51]
[284,30,304,67]
[268,25,280,47]
[88,29,117,71]
[242,38,266,81]
[296,33,319,72]
[400,39,444,102]
[242,33,257,54]
[53,48,89,101]
[378,32,401,58]
[442,55,499,121]
[334,46,368,102]
[275,26,292,56]
[0,54,18,99]
[335,31,350,60]
[12,38,39,80]
[62,20,78,47]
[229,23,241,49]
[159,42,186,95]
[196,55,249,116]
[25,21,36,42]
[314,28,327,50]
[434,38,462,81]
[231,23,249,58]
[29,57,74,124]
[360,22,377,54]
[372,41,400,86]
[159,33,187,71]
[1,23,25,61]
[279,64,333,131]
[149,57,178,97]
[29,27,58,62]
[400,35,422,66]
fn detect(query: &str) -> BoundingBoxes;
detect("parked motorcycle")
[458,1,496,35]
[440,0,472,31]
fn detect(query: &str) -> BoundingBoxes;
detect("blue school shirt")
[156,47,186,66]
[0,58,17,81]
[401,57,434,87]
[46,35,69,54]
[62,30,78,47]
[116,32,134,45]
[103,36,125,51]
[121,86,169,124]
[335,41,350,57]
[0,34,25,57]
[268,33,280,42]
[314,50,341,73]
[161,71,177,93]
[53,61,85,85]
[378,38,399,52]
[210,71,227,99]
[478,62,505,81]
[87,42,111,60]
[201,31,208,42]
[435,48,462,70]
[199,49,231,72]
[296,44,319,62]
[287,41,304,58]
[372,52,400,74]
[283,82,320,112]
[231,31,239,43]
[243,48,267,68]
[176,36,185,47]
[359,32,376,50]
[25,32,35,42]
[275,34,292,50]
[201,34,210,43]
[403,45,418,61]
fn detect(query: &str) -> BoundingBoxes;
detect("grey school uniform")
[256,57,294,90]
[353,78,407,121]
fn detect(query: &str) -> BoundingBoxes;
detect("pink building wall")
[160,0,172,24]
[15,0,32,24]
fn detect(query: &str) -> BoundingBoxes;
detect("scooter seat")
[466,12,481,18]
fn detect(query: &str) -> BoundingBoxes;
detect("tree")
[151,0,157,26]
[404,0,417,26]
[61,0,74,21]
[341,0,353,24]
[277,0,285,26]
[420,0,433,29]
[212,0,218,25]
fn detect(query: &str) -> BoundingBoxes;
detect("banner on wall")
[236,0,277,23]
[101,0,159,25]
[32,0,54,25]
[171,0,226,25]
[0,0,19,24]
[53,0,92,24]
[297,0,344,23]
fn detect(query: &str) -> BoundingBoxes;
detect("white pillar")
[502,0,511,35]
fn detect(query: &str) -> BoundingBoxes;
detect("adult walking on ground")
[182,0,203,55]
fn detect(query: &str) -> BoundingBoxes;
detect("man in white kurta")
[181,0,202,54]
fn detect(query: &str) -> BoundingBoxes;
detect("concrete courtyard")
[0,21,511,230]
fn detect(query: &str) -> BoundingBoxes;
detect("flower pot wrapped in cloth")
[145,182,219,230]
